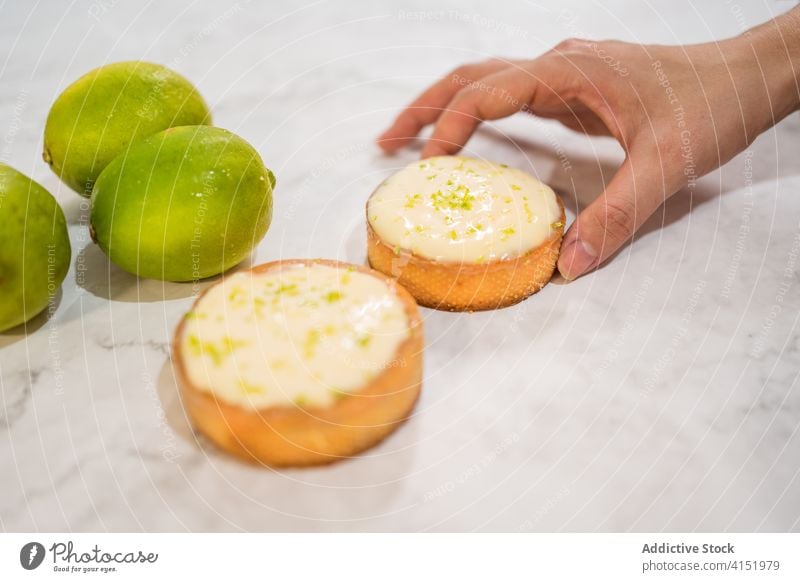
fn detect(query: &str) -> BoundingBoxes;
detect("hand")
[377,9,800,280]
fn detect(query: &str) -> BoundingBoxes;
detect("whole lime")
[0,163,71,332]
[43,61,211,197]
[90,126,274,282]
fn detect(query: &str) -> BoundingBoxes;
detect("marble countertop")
[1,0,799,532]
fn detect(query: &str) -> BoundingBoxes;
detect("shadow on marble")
[481,128,719,218]
[75,243,251,303]
[0,288,62,349]
[342,216,368,266]
[156,357,199,450]
[60,195,91,227]
[480,129,724,273]
[156,355,421,492]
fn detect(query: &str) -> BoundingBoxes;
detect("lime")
[0,163,71,332]
[90,126,274,281]
[44,61,211,196]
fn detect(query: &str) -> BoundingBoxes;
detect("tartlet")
[367,156,565,311]
[172,259,423,467]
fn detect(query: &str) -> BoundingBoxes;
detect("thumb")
[557,155,666,280]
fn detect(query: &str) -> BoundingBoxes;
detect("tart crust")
[367,198,565,311]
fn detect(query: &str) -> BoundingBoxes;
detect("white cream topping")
[368,156,562,263]
[180,264,410,409]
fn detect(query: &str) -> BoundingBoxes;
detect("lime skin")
[90,126,275,282]
[44,61,211,197]
[0,163,71,332]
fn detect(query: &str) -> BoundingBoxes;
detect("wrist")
[735,7,800,129]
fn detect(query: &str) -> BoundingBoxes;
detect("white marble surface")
[1,0,799,532]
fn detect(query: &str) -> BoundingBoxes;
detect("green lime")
[0,163,71,332]
[90,126,274,282]
[44,61,211,196]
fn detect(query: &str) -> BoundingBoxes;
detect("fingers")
[557,153,666,280]
[377,59,513,153]
[421,66,541,157]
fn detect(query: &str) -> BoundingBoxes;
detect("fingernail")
[558,238,598,281]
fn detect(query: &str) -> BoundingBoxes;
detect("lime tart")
[173,259,423,467]
[367,156,565,311]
